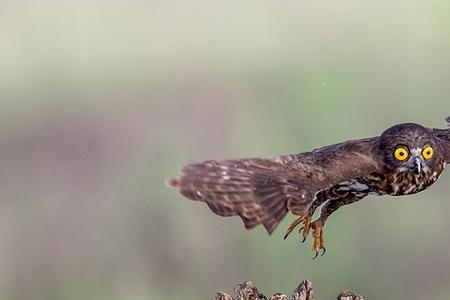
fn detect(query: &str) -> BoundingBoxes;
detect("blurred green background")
[1,0,450,299]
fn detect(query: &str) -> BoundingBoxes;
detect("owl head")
[377,123,445,174]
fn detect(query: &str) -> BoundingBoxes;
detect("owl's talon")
[312,251,319,260]
[298,226,307,242]
[299,214,312,242]
[310,220,326,258]
[285,211,312,240]
[285,211,319,252]
[284,211,305,239]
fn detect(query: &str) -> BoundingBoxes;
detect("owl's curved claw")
[312,251,319,260]
[313,248,326,260]
[297,226,307,243]
[284,217,302,239]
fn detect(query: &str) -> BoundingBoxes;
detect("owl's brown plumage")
[168,139,379,233]
[167,117,450,256]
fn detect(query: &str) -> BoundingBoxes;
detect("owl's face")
[377,123,444,174]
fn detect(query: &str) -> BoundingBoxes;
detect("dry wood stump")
[215,280,365,300]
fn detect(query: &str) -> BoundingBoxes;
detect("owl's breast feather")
[383,164,445,196]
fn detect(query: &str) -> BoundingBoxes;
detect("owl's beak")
[414,157,422,174]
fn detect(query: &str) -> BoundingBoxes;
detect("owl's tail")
[166,158,311,234]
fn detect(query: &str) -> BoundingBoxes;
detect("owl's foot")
[310,220,326,259]
[283,211,312,241]
[284,213,326,258]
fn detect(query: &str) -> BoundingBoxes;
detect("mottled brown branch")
[292,280,314,300]
[215,280,365,300]
[336,291,365,300]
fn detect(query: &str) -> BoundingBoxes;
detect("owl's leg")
[284,192,328,241]
[310,194,363,258]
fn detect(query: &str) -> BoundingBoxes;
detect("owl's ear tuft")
[445,116,450,128]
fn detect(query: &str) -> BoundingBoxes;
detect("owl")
[167,117,450,258]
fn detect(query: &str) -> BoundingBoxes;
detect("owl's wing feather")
[167,137,380,234]
[433,117,450,163]
[287,137,381,191]
[434,130,450,163]
[167,158,315,234]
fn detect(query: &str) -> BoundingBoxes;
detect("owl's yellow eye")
[422,146,434,160]
[394,147,409,161]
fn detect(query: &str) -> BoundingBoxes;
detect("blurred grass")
[0,0,450,299]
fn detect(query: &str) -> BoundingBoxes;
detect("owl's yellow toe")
[310,220,326,259]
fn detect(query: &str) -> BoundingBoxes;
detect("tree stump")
[215,280,365,300]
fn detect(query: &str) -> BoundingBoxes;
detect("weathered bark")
[215,280,364,300]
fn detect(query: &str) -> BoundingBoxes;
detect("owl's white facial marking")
[402,147,430,174]
[410,148,422,157]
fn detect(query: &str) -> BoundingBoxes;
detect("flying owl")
[167,117,450,258]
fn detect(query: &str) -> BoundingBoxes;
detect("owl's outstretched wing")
[167,137,381,234]
[433,116,450,163]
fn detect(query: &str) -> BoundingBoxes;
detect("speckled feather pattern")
[168,119,450,234]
